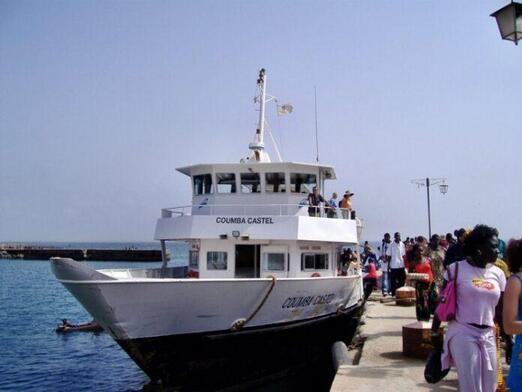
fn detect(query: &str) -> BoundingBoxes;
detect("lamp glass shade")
[439,184,448,195]
[491,2,522,44]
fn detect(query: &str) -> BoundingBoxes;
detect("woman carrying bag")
[430,225,506,391]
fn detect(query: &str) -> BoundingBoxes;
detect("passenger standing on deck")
[339,191,354,219]
[387,232,406,296]
[432,225,506,392]
[380,233,391,296]
[326,192,338,218]
[307,186,325,217]
[503,239,522,392]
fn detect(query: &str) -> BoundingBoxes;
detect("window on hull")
[216,173,236,193]
[240,173,261,193]
[290,173,317,194]
[193,174,213,195]
[207,251,227,270]
[301,253,329,270]
[265,172,286,193]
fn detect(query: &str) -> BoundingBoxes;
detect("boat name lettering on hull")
[282,294,335,309]
[215,217,274,224]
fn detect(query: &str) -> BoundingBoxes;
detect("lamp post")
[491,1,522,45]
[410,178,448,239]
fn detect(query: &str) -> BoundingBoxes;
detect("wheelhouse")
[155,161,361,280]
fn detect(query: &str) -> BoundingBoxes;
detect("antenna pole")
[249,68,270,162]
[258,69,267,146]
[314,86,319,162]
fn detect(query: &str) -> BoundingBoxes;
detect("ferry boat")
[51,69,364,390]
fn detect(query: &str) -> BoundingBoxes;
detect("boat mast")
[249,68,271,162]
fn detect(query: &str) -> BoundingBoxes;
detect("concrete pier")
[331,296,459,391]
[332,294,512,391]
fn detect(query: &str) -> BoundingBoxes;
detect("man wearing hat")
[339,190,354,219]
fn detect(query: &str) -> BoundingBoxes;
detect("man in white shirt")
[386,232,406,296]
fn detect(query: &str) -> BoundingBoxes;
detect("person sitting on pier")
[307,186,325,217]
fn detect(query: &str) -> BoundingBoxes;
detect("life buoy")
[311,272,321,277]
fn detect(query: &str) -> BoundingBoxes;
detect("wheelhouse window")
[301,253,329,270]
[207,251,227,270]
[216,173,236,193]
[240,173,261,193]
[264,253,286,271]
[290,173,317,194]
[265,172,286,193]
[193,174,213,195]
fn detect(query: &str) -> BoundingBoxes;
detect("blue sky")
[1,0,521,242]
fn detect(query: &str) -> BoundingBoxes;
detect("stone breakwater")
[0,247,166,261]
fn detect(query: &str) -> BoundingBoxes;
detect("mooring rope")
[231,275,277,331]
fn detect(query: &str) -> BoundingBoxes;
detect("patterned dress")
[426,246,445,289]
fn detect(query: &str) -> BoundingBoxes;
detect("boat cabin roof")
[176,162,336,180]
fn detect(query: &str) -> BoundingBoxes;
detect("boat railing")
[161,204,356,220]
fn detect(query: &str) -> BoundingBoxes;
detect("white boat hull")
[52,258,363,340]
[51,258,364,388]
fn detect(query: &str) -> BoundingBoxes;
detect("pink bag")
[435,262,459,322]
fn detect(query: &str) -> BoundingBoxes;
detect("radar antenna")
[248,69,292,163]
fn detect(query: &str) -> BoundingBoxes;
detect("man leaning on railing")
[327,192,338,218]
[308,186,326,217]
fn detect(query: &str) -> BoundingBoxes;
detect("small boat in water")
[51,69,365,390]
[55,319,103,333]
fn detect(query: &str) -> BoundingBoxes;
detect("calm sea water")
[0,241,363,391]
[0,242,188,392]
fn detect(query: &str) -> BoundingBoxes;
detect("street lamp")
[410,178,448,239]
[491,1,522,45]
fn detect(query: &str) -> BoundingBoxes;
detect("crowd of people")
[357,226,521,392]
